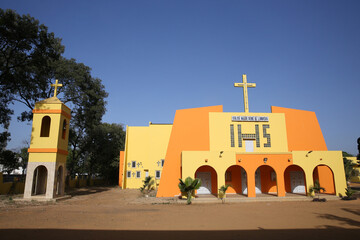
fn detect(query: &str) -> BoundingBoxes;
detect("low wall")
[0,173,25,195]
[67,176,105,189]
[0,173,105,195]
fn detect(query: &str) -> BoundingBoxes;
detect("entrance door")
[241,169,247,194]
[245,140,254,152]
[255,169,261,193]
[197,172,212,194]
[290,171,305,193]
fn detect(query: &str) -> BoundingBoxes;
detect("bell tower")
[24,80,71,200]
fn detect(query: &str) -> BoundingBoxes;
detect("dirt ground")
[0,187,359,240]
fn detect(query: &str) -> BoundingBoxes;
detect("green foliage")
[218,184,231,203]
[17,147,29,176]
[0,9,64,149]
[0,9,125,184]
[345,188,355,198]
[342,151,353,158]
[219,184,230,194]
[0,149,18,174]
[178,177,201,204]
[309,180,326,200]
[68,123,125,184]
[343,157,359,184]
[140,176,155,194]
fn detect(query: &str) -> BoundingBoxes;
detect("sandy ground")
[0,187,359,240]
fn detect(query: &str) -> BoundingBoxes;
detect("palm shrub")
[218,185,231,203]
[343,157,360,185]
[140,176,155,196]
[178,177,201,205]
[342,187,356,200]
[309,180,326,201]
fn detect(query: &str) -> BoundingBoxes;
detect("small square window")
[155,170,161,179]
[136,171,141,178]
[161,159,165,167]
[131,161,136,168]
[127,171,131,178]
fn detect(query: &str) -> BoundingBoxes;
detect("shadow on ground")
[1,228,359,240]
[66,187,113,197]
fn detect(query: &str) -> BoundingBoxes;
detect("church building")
[119,75,347,198]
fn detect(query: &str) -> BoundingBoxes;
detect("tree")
[0,149,18,174]
[0,9,118,183]
[17,147,29,176]
[342,152,359,185]
[0,9,64,149]
[83,123,125,184]
[178,177,202,205]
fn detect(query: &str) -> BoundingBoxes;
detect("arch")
[225,165,247,195]
[31,165,48,195]
[255,165,277,195]
[284,165,307,195]
[62,119,67,139]
[55,165,64,195]
[40,116,51,137]
[195,165,218,195]
[313,164,335,195]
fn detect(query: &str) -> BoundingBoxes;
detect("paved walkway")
[191,192,339,203]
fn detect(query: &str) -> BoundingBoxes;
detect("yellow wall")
[28,152,67,163]
[182,150,235,192]
[124,124,172,189]
[30,99,70,152]
[0,173,25,195]
[209,112,288,153]
[292,151,347,196]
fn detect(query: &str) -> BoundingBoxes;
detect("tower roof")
[36,96,63,105]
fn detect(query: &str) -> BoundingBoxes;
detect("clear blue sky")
[2,0,360,155]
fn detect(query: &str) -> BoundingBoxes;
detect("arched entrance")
[313,165,335,195]
[284,165,306,195]
[195,165,218,195]
[255,165,277,195]
[55,165,64,196]
[31,165,48,195]
[225,165,247,195]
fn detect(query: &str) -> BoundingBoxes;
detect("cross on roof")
[51,79,63,97]
[234,74,256,113]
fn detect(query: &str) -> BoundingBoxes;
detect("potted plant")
[178,177,201,205]
[218,185,230,203]
[309,180,326,202]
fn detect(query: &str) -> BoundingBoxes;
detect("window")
[62,119,67,139]
[155,170,161,179]
[230,124,234,147]
[161,159,164,167]
[136,171,141,178]
[40,116,51,137]
[131,161,136,168]
[145,171,149,177]
[127,171,131,178]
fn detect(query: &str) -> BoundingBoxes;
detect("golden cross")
[234,74,256,113]
[51,79,63,97]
